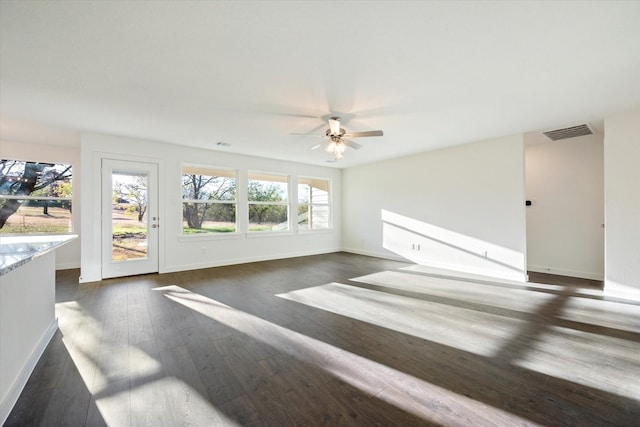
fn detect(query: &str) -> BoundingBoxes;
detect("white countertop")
[0,235,78,277]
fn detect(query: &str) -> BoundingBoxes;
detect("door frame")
[101,158,160,279]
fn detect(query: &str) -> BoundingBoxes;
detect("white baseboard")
[527,265,604,281]
[56,262,80,271]
[0,319,58,426]
[603,283,640,302]
[341,247,409,263]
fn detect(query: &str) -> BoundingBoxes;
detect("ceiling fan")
[292,116,383,161]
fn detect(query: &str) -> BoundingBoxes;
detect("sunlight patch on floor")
[154,285,535,425]
[129,345,163,379]
[55,300,232,425]
[56,301,103,391]
[276,273,640,402]
[277,280,531,357]
[344,271,640,398]
[562,296,640,334]
[514,325,640,400]
[351,270,555,313]
[128,377,241,427]
[400,264,605,297]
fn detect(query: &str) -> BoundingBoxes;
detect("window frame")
[297,176,332,232]
[0,159,74,236]
[247,171,291,234]
[180,164,239,237]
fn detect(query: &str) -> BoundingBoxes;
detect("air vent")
[543,124,593,141]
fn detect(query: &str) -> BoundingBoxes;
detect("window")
[0,160,73,234]
[248,172,289,232]
[182,165,237,234]
[298,177,331,230]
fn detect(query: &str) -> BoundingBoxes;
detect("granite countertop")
[0,235,78,277]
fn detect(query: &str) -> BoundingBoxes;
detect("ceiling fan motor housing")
[326,128,346,137]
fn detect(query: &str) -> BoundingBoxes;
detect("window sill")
[178,232,242,242]
[0,231,76,238]
[246,230,293,238]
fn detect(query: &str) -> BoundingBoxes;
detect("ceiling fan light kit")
[294,116,383,161]
[325,138,347,158]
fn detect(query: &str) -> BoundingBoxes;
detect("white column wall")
[604,109,640,300]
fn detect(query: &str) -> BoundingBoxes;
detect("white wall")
[80,133,342,283]
[604,109,640,300]
[342,134,527,281]
[0,141,81,269]
[525,133,604,280]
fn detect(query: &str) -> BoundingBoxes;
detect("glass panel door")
[102,159,158,279]
[111,170,149,261]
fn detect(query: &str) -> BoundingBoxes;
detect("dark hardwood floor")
[6,253,640,426]
[527,271,603,289]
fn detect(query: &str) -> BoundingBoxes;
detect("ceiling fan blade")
[311,140,329,150]
[329,117,341,135]
[343,130,383,138]
[289,133,324,137]
[342,139,362,150]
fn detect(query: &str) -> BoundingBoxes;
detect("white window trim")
[247,201,289,206]
[182,199,238,205]
[178,232,242,242]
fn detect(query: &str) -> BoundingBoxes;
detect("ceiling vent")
[542,124,594,141]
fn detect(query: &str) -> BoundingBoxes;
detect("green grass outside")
[183,226,236,234]
[1,214,276,235]
[112,225,147,236]
[0,205,72,234]
[0,224,70,234]
[248,225,273,231]
[182,225,276,233]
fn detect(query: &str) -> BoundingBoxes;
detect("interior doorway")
[524,131,604,283]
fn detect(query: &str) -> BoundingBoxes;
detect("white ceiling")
[1,1,639,168]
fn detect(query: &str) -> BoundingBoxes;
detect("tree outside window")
[0,160,73,234]
[182,166,237,234]
[113,175,148,222]
[248,172,289,232]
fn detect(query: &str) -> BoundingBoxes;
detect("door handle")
[152,224,159,229]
